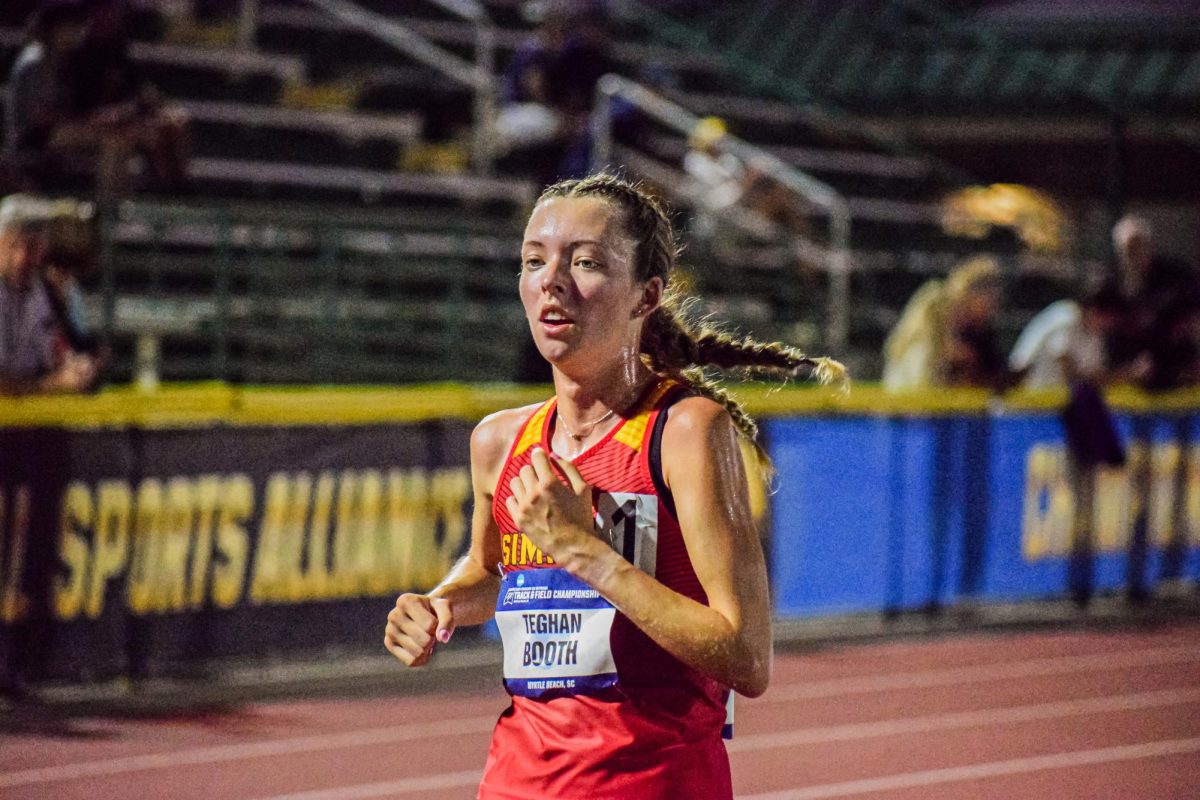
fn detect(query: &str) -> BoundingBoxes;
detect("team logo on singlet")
[502,531,555,567]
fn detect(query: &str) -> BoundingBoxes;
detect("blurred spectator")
[1140,288,1200,391]
[546,4,612,120]
[66,0,190,190]
[1108,214,1199,382]
[7,0,189,200]
[682,116,811,240]
[0,194,99,394]
[42,198,105,361]
[495,2,614,186]
[883,279,941,392]
[609,61,677,151]
[495,9,568,184]
[1009,281,1130,390]
[1016,280,1139,607]
[1112,214,1195,312]
[1010,282,1130,593]
[6,1,91,187]
[681,117,746,227]
[883,256,1013,392]
[942,257,1011,390]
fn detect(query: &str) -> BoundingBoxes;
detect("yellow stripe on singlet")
[612,380,676,451]
[513,400,554,457]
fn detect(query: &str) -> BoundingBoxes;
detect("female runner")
[385,173,844,799]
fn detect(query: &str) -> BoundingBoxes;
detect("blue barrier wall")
[767,410,1200,617]
[5,385,1200,683]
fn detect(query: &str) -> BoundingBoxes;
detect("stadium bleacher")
[4,0,1193,384]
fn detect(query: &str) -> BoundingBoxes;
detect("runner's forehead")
[523,197,625,248]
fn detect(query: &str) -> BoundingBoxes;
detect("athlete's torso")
[479,378,732,800]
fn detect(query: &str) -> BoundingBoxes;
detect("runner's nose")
[541,257,568,295]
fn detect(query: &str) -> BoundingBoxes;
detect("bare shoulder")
[660,394,754,528]
[661,394,739,463]
[471,402,544,470]
[657,398,739,484]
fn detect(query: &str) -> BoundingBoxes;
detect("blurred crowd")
[2,0,189,202]
[494,0,617,187]
[883,214,1200,397]
[0,1,186,398]
[2,1,1198,402]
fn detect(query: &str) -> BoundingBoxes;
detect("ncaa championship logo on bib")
[495,568,618,699]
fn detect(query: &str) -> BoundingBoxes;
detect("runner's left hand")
[505,447,598,564]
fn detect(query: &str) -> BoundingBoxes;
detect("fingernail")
[437,629,451,643]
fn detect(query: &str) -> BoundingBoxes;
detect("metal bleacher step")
[183,100,424,170]
[183,100,421,144]
[181,157,536,210]
[131,40,305,105]
[0,25,305,105]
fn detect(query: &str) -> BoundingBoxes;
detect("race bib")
[494,567,618,699]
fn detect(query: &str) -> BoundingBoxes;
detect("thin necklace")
[558,406,616,442]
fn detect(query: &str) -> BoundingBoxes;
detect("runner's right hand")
[384,593,455,667]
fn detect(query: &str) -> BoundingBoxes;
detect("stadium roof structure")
[623,0,1200,117]
[618,0,1200,203]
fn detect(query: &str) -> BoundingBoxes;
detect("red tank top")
[479,378,732,800]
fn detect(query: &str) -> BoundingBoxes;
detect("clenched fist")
[504,447,596,563]
[384,593,455,667]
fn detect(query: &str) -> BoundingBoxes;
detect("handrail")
[300,0,480,87]
[298,0,497,173]
[591,74,853,355]
[237,0,257,49]
[427,0,488,23]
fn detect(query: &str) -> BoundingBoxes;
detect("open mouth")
[539,308,574,329]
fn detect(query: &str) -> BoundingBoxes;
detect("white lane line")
[244,688,1200,800]
[728,686,1200,752]
[737,736,1200,800]
[0,715,496,789]
[250,770,483,800]
[765,645,1200,702]
[9,645,1198,788]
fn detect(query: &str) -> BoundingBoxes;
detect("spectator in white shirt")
[1009,282,1130,390]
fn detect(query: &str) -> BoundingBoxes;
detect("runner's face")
[519,197,648,370]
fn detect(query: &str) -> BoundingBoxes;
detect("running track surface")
[3,621,1199,799]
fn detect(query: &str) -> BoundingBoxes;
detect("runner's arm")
[548,398,772,697]
[385,409,522,665]
[424,412,517,625]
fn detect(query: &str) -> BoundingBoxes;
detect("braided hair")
[537,173,848,446]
